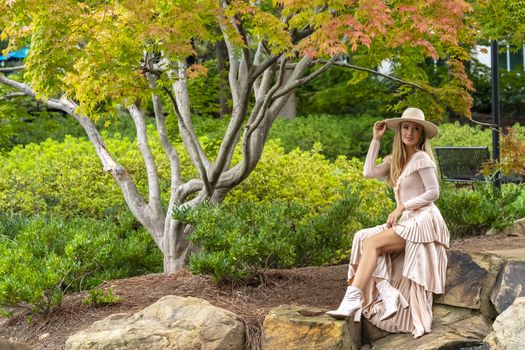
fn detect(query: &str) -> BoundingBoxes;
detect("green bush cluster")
[228,140,394,218]
[0,212,161,312]
[176,185,391,282]
[0,128,395,304]
[431,121,525,152]
[437,182,525,238]
[269,114,394,160]
[0,131,181,218]
[82,288,121,306]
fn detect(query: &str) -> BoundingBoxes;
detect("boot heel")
[353,308,362,322]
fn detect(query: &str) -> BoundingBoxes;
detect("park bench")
[434,146,523,183]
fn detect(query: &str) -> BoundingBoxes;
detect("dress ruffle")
[394,204,449,246]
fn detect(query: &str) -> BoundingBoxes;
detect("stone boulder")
[262,305,360,350]
[435,249,503,318]
[0,339,33,350]
[486,217,525,236]
[488,248,525,314]
[65,295,245,350]
[484,297,525,350]
[369,305,492,350]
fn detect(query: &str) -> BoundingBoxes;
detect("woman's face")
[400,122,423,148]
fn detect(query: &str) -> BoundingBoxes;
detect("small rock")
[38,333,50,341]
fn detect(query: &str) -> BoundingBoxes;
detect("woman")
[326,107,449,338]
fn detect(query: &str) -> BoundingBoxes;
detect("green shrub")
[0,132,178,218]
[0,213,161,312]
[0,127,395,220]
[269,114,394,160]
[227,140,394,218]
[432,121,525,158]
[177,185,391,282]
[437,182,525,238]
[82,288,121,306]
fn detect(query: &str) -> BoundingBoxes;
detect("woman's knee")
[362,236,380,253]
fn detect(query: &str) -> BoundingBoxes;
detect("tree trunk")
[162,218,198,274]
[216,40,231,118]
[276,66,297,119]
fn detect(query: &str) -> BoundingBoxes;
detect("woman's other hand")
[386,206,404,228]
[373,121,387,141]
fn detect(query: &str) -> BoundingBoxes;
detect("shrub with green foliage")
[436,182,525,238]
[0,132,176,218]
[227,141,394,218]
[0,212,161,312]
[432,122,493,149]
[176,185,391,282]
[269,114,394,160]
[0,127,394,219]
[82,288,121,306]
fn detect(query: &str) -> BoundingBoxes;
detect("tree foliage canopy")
[1,0,474,117]
[0,0,475,272]
[472,0,525,45]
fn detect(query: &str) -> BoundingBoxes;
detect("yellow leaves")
[225,1,293,54]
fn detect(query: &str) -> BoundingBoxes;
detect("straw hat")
[384,107,438,139]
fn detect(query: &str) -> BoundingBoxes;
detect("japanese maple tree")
[0,0,472,272]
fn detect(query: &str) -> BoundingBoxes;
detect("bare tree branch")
[330,61,437,97]
[146,73,183,190]
[250,54,280,82]
[239,58,288,178]
[252,42,267,96]
[170,63,213,195]
[271,56,337,101]
[219,2,240,103]
[0,65,26,72]
[127,104,162,214]
[0,74,165,245]
[232,14,251,76]
[0,92,26,101]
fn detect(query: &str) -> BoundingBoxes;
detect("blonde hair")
[388,125,435,187]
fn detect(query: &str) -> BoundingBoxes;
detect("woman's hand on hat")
[373,121,387,141]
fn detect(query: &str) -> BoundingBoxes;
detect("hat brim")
[384,118,438,139]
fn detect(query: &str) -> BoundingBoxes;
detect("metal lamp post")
[491,39,501,189]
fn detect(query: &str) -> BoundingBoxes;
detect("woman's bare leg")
[351,228,406,291]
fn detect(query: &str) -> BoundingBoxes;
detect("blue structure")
[0,47,29,67]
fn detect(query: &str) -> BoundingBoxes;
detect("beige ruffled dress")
[347,140,449,338]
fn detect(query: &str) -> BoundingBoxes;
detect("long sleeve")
[403,167,440,210]
[363,140,391,179]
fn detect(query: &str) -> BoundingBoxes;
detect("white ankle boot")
[326,286,362,322]
[376,280,409,321]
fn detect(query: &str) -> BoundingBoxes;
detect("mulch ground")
[1,234,524,350]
